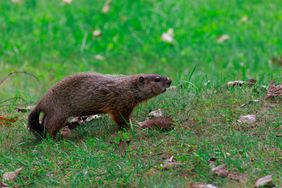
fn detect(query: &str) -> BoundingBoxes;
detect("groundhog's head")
[135,74,172,101]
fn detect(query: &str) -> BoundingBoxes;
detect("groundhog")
[28,72,172,139]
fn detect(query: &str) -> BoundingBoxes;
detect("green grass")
[0,0,281,187]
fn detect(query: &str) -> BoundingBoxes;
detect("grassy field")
[0,0,281,187]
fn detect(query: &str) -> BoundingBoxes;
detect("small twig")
[0,71,38,86]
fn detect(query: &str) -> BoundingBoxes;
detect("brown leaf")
[217,34,230,43]
[0,116,18,126]
[3,167,23,181]
[189,183,217,188]
[210,162,247,182]
[211,164,229,177]
[102,0,111,14]
[255,175,274,187]
[0,181,9,188]
[227,172,247,183]
[138,117,174,131]
[266,81,282,98]
[60,127,72,138]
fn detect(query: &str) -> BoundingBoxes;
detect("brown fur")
[28,72,171,139]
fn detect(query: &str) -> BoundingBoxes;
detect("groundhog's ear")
[139,76,144,83]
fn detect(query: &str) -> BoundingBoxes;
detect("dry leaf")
[217,34,230,43]
[62,0,72,4]
[15,105,34,113]
[190,183,217,188]
[60,127,72,138]
[238,115,256,124]
[3,167,23,181]
[227,79,256,87]
[92,29,102,38]
[161,156,183,170]
[0,182,9,188]
[211,164,229,177]
[240,16,248,23]
[11,0,22,3]
[102,0,111,14]
[227,172,247,183]
[0,116,18,126]
[138,117,174,131]
[161,28,174,44]
[210,162,247,182]
[266,81,282,98]
[148,109,163,118]
[255,175,273,187]
[94,55,105,61]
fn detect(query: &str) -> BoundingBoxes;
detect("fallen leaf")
[217,34,230,43]
[266,81,282,98]
[211,164,229,177]
[227,79,256,87]
[3,167,23,181]
[227,172,247,183]
[60,127,72,138]
[161,28,174,44]
[0,181,9,188]
[92,29,102,38]
[102,0,111,14]
[161,156,183,170]
[15,105,34,113]
[137,117,174,131]
[11,0,22,3]
[255,175,274,187]
[0,116,18,126]
[94,54,105,61]
[189,183,217,188]
[240,16,248,23]
[238,114,256,124]
[62,0,72,4]
[148,109,163,118]
[227,80,244,87]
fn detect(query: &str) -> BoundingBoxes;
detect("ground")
[0,0,281,187]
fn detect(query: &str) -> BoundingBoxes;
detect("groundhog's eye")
[155,77,161,82]
[139,76,145,83]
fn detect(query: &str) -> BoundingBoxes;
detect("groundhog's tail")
[28,107,45,138]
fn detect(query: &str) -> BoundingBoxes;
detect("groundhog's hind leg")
[44,114,67,139]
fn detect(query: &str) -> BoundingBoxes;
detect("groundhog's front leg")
[111,111,131,129]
